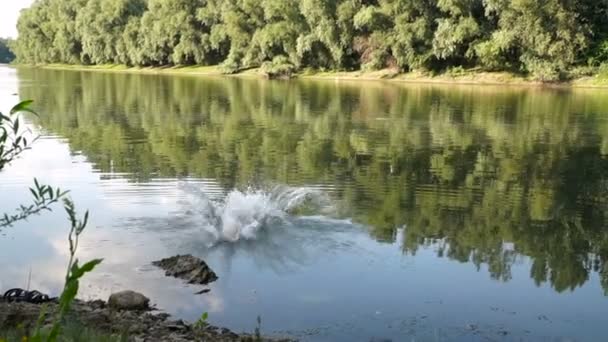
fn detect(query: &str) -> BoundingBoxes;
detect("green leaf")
[29,187,40,200]
[10,100,35,115]
[59,279,79,309]
[71,258,103,280]
[32,304,48,337]
[13,117,19,134]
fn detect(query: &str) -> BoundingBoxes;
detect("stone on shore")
[108,290,150,311]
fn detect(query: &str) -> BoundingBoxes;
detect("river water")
[1,66,608,341]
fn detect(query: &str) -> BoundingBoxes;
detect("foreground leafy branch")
[44,199,103,341]
[1,100,103,342]
[0,101,70,229]
[0,100,38,171]
[0,179,69,228]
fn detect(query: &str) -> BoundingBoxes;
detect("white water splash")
[178,184,332,243]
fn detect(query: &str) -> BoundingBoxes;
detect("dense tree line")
[0,38,15,63]
[17,67,608,292]
[13,0,608,80]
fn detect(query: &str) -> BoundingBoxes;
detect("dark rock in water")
[108,290,150,311]
[153,254,218,285]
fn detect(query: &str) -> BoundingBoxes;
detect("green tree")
[13,0,608,78]
[432,0,483,64]
[0,38,16,63]
[244,0,306,67]
[76,0,146,65]
[138,0,214,66]
[354,1,439,70]
[476,0,591,80]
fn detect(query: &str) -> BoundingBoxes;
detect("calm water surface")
[1,66,608,341]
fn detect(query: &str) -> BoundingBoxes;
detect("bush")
[588,40,608,66]
[523,58,562,82]
[219,58,240,75]
[597,63,608,81]
[261,56,297,79]
[446,66,467,77]
[568,65,597,79]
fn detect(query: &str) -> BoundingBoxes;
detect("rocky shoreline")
[1,256,290,341]
[0,296,289,341]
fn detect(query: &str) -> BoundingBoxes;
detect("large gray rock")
[108,290,150,311]
[153,255,218,285]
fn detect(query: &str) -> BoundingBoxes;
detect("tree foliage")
[12,0,608,79]
[0,38,16,63]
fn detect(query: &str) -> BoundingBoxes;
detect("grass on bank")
[39,63,257,77]
[301,65,608,87]
[300,66,528,84]
[0,323,127,342]
[571,64,608,86]
[14,63,608,87]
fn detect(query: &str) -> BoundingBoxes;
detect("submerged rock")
[153,255,218,285]
[108,290,150,311]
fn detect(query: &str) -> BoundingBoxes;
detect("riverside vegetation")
[9,0,608,81]
[0,39,15,64]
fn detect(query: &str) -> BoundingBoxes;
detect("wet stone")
[152,254,218,285]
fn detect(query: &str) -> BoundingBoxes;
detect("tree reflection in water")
[17,67,608,294]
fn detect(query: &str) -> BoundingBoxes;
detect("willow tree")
[432,0,484,65]
[14,0,56,63]
[242,0,307,67]
[0,39,15,63]
[13,0,608,79]
[48,0,88,63]
[297,0,347,69]
[76,0,146,65]
[476,0,591,80]
[353,0,439,70]
[201,0,268,72]
[138,0,213,66]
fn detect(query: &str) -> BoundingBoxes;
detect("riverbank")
[17,63,608,88]
[0,297,287,341]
